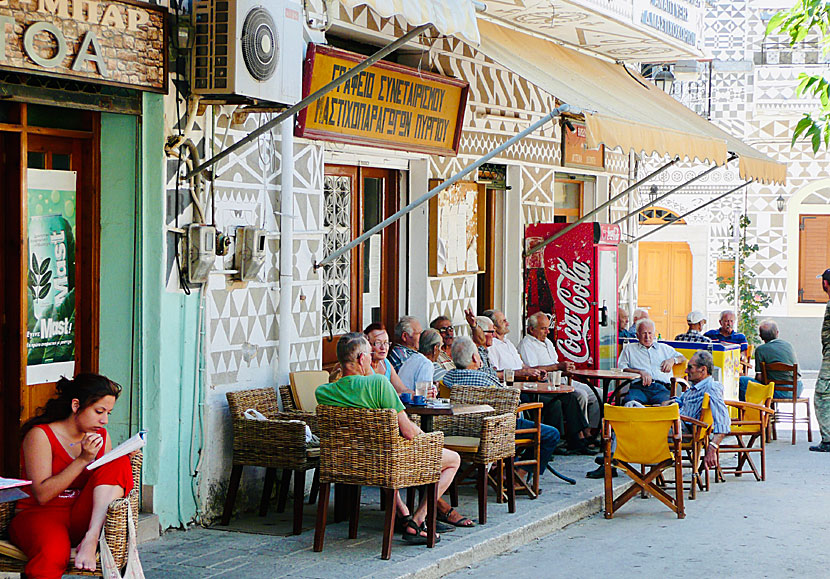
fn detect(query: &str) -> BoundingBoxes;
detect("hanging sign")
[26,169,77,385]
[296,44,469,156]
[0,0,167,92]
[562,121,604,169]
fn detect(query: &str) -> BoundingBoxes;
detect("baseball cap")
[818,268,830,284]
[687,310,705,324]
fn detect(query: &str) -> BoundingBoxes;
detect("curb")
[395,482,632,579]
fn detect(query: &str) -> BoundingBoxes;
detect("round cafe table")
[568,368,639,417]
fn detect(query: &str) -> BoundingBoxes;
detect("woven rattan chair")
[313,405,443,560]
[760,362,811,445]
[0,451,142,576]
[441,385,518,524]
[221,387,319,535]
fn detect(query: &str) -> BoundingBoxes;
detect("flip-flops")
[437,507,476,527]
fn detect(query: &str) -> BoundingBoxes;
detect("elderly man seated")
[738,319,803,401]
[442,336,561,480]
[518,311,600,432]
[586,349,731,478]
[618,308,636,339]
[316,332,470,541]
[398,328,445,388]
[389,315,423,371]
[618,318,686,406]
[430,316,456,373]
[674,310,713,343]
[628,308,649,335]
[704,310,748,360]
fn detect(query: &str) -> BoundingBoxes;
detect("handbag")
[99,501,145,579]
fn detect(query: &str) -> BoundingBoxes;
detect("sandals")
[437,507,476,528]
[400,518,440,545]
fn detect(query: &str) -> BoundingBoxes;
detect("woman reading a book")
[9,373,133,579]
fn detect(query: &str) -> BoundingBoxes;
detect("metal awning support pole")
[612,153,737,225]
[525,155,680,256]
[184,23,432,180]
[629,180,753,244]
[315,104,577,269]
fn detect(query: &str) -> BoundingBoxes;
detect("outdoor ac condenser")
[192,0,304,105]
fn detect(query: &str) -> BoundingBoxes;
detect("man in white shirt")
[482,310,543,381]
[518,311,600,429]
[618,318,685,405]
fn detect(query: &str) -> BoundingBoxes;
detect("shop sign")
[634,0,702,49]
[0,0,167,92]
[562,121,604,169]
[296,44,469,156]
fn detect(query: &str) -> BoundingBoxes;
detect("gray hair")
[758,319,779,343]
[720,310,736,321]
[336,332,370,366]
[476,316,494,331]
[482,309,498,323]
[451,336,478,369]
[526,311,549,330]
[635,318,655,333]
[689,350,713,376]
[632,308,649,321]
[394,315,420,340]
[419,328,443,355]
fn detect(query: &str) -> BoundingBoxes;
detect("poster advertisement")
[26,169,77,385]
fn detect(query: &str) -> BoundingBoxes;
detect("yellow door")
[637,242,692,340]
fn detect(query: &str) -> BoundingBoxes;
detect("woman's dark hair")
[22,373,122,435]
[363,322,386,335]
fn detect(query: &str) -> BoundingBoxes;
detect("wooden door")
[637,241,692,339]
[321,165,399,367]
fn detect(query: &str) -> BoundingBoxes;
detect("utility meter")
[186,224,216,284]
[235,226,266,281]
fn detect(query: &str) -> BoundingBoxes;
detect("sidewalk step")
[137,513,160,544]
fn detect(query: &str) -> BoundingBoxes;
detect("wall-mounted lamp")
[648,184,659,204]
[652,65,675,94]
[776,194,786,212]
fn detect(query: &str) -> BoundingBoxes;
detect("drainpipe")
[277,117,295,386]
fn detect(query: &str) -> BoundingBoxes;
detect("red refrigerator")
[524,222,621,370]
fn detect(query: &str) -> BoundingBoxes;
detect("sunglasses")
[437,327,454,334]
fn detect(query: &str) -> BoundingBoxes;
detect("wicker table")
[404,402,493,432]
[569,368,639,416]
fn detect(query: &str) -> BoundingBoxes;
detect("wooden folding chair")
[512,401,544,499]
[717,380,775,482]
[602,404,684,519]
[760,362,811,445]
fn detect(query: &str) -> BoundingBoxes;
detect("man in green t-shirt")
[316,332,465,542]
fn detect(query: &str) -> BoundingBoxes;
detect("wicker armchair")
[222,388,319,535]
[442,385,519,524]
[313,405,443,560]
[0,451,143,576]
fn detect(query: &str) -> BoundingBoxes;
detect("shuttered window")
[799,215,830,303]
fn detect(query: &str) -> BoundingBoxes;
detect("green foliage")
[715,216,772,345]
[767,1,830,152]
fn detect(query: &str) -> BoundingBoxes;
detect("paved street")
[451,395,829,578]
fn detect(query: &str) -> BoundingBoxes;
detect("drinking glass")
[504,368,515,386]
[415,381,430,399]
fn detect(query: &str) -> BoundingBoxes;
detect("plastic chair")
[313,406,443,560]
[0,451,143,576]
[760,362,811,445]
[602,404,685,519]
[717,380,775,482]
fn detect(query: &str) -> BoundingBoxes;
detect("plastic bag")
[99,502,145,579]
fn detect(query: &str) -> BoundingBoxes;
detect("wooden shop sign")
[296,44,468,156]
[0,0,167,92]
[562,121,604,169]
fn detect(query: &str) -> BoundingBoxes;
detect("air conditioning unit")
[192,0,304,105]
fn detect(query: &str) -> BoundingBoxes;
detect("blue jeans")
[624,380,671,405]
[516,417,560,474]
[739,375,804,401]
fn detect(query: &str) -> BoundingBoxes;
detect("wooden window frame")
[798,214,830,303]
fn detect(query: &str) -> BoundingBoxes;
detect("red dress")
[9,425,134,579]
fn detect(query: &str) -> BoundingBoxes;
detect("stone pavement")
[136,451,624,579]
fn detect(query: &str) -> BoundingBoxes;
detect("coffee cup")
[400,392,412,404]
[413,395,426,405]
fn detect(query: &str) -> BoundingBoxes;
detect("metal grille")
[322,175,352,335]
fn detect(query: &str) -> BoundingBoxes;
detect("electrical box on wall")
[235,226,266,281]
[187,224,216,284]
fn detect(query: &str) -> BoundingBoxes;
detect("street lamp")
[776,194,786,212]
[652,65,675,93]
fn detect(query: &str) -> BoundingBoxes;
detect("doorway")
[321,165,399,367]
[637,241,692,339]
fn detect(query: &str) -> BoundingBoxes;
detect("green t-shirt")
[315,373,405,413]
[755,338,801,383]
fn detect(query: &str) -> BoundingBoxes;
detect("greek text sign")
[296,44,468,156]
[0,0,166,92]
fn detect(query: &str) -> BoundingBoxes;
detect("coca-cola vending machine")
[525,222,621,370]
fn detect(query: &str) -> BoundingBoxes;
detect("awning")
[477,20,787,185]
[341,0,480,45]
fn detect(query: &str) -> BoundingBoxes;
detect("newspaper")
[86,430,146,470]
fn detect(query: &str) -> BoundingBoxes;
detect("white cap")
[687,310,705,324]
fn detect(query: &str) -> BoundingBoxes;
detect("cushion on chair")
[443,436,480,453]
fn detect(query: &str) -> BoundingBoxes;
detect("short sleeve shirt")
[488,337,524,371]
[397,352,435,391]
[704,329,748,352]
[517,335,558,367]
[315,374,405,412]
[755,338,801,382]
[618,341,682,383]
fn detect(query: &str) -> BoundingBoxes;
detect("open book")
[86,430,147,470]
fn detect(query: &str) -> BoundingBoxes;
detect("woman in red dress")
[9,373,134,579]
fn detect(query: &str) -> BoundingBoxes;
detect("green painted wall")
[140,92,201,528]
[99,112,139,446]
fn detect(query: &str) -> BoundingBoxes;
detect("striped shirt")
[675,376,730,435]
[673,330,713,343]
[478,346,499,379]
[388,344,415,372]
[442,368,502,389]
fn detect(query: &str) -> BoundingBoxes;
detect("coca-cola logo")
[555,257,592,363]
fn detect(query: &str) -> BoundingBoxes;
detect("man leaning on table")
[618,318,685,405]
